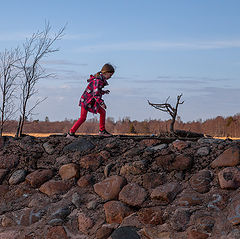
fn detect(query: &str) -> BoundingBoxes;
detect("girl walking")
[67,63,115,138]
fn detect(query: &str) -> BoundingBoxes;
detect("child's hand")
[104,90,110,94]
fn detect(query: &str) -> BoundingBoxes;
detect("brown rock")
[0,155,19,169]
[171,208,191,231]
[155,154,174,169]
[96,225,113,239]
[39,180,73,196]
[218,167,240,189]
[141,227,171,239]
[172,140,190,151]
[138,207,164,225]
[80,153,102,170]
[171,154,192,171]
[59,163,79,180]
[140,139,160,147]
[46,226,68,239]
[211,146,240,168]
[25,169,53,188]
[190,170,213,193]
[0,169,8,183]
[120,161,147,175]
[0,185,9,198]
[142,172,166,189]
[187,227,209,239]
[0,231,20,239]
[178,189,203,206]
[78,212,93,234]
[150,182,182,204]
[77,174,92,187]
[99,150,111,160]
[119,183,147,206]
[227,195,240,225]
[94,175,126,200]
[104,200,132,224]
[207,190,229,211]
[1,215,16,227]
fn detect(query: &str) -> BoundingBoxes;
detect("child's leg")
[70,107,88,133]
[97,106,106,131]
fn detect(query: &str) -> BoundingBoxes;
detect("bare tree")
[148,93,184,133]
[16,22,65,137]
[0,48,20,136]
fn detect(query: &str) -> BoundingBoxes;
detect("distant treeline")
[2,113,240,137]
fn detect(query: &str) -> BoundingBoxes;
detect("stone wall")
[0,135,240,239]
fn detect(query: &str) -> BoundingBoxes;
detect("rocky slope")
[0,134,240,239]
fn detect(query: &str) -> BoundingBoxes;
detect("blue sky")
[0,0,240,122]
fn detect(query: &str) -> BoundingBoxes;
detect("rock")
[211,146,240,168]
[171,154,192,171]
[0,231,20,239]
[17,208,46,226]
[218,167,240,189]
[150,182,182,204]
[0,169,8,183]
[123,147,143,158]
[178,189,203,206]
[142,172,166,189]
[1,215,16,227]
[111,226,140,239]
[9,169,27,185]
[39,180,73,196]
[187,227,209,239]
[104,200,132,224]
[140,139,161,147]
[25,169,53,188]
[227,195,240,225]
[46,226,68,239]
[72,192,81,208]
[190,170,213,193]
[197,138,223,144]
[0,155,19,169]
[86,200,97,210]
[138,207,164,225]
[120,160,147,175]
[140,226,171,239]
[104,163,114,177]
[78,212,93,234]
[121,213,143,228]
[55,155,72,166]
[207,190,229,211]
[48,218,64,226]
[99,150,111,160]
[63,138,95,153]
[43,142,55,154]
[0,136,9,149]
[155,154,174,170]
[96,225,114,239]
[196,147,210,156]
[59,163,79,180]
[119,183,147,206]
[170,208,191,231]
[172,140,190,151]
[51,206,71,220]
[94,175,126,200]
[0,185,9,198]
[77,174,92,187]
[147,144,168,152]
[80,153,102,171]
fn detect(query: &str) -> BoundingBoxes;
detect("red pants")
[70,106,106,133]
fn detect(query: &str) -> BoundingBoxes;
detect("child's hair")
[94,63,115,77]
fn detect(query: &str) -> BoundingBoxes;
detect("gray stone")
[9,169,27,185]
[42,142,55,154]
[197,138,224,144]
[48,218,64,226]
[147,144,168,151]
[51,206,71,220]
[111,226,140,239]
[86,200,97,210]
[72,192,81,208]
[63,138,95,153]
[196,146,210,156]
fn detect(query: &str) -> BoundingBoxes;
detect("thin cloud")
[76,39,240,52]
[42,59,87,67]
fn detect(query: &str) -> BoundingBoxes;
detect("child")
[67,63,115,138]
